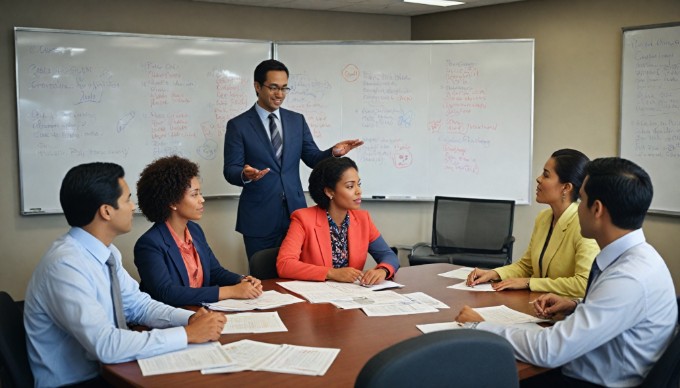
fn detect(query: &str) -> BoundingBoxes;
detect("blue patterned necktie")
[106,254,128,329]
[268,113,282,163]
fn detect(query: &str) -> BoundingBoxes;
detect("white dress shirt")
[25,227,194,387]
[478,229,678,387]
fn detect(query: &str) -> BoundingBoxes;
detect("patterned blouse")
[327,211,350,268]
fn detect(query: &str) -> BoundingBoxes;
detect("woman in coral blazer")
[467,149,600,298]
[277,157,399,284]
[134,156,262,306]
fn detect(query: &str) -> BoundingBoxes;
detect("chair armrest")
[410,242,431,258]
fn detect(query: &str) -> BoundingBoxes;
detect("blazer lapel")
[190,227,211,287]
[159,224,191,286]
[248,105,279,168]
[540,203,577,276]
[313,207,332,267]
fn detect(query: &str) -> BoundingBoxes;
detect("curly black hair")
[308,157,358,210]
[136,155,199,223]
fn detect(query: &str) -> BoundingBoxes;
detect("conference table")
[102,263,549,387]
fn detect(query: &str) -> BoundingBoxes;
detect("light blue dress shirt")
[478,229,678,387]
[25,227,194,387]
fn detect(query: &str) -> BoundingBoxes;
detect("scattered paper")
[448,281,495,292]
[201,340,339,377]
[362,302,439,317]
[204,290,304,312]
[402,292,449,309]
[359,280,405,290]
[417,321,544,334]
[329,290,410,309]
[438,267,474,280]
[138,342,233,376]
[221,311,287,334]
[473,305,548,324]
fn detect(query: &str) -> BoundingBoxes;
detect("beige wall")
[1,0,679,299]
[412,0,680,292]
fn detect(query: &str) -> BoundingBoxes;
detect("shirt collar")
[254,103,279,122]
[68,227,113,265]
[594,228,646,271]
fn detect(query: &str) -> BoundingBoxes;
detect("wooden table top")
[102,263,549,387]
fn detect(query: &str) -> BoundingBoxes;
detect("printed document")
[221,311,288,334]
[204,290,304,311]
[448,281,495,292]
[138,342,233,376]
[438,267,474,280]
[201,339,339,376]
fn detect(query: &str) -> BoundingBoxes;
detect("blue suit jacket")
[223,105,332,237]
[134,221,242,306]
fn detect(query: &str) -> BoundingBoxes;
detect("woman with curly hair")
[276,157,399,284]
[134,155,262,306]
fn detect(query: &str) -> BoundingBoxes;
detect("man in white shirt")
[455,157,678,387]
[25,162,226,387]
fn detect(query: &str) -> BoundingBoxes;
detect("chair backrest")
[355,329,519,388]
[638,297,680,388]
[432,196,515,255]
[249,247,280,280]
[0,291,34,388]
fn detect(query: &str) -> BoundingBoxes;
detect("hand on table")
[185,308,226,343]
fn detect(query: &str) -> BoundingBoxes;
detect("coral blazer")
[276,206,399,281]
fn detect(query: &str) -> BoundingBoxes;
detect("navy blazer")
[223,105,332,237]
[134,221,242,307]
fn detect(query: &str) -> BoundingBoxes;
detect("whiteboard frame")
[14,27,273,215]
[274,39,535,205]
[620,22,680,216]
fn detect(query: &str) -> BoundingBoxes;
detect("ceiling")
[192,0,526,16]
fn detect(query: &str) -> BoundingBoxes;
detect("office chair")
[638,296,680,388]
[355,329,518,388]
[249,247,280,280]
[409,196,515,269]
[0,291,34,388]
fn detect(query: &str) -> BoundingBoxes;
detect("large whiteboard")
[620,23,680,215]
[276,41,534,203]
[15,28,271,214]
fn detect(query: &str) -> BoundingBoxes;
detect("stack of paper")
[202,339,340,376]
[203,290,304,312]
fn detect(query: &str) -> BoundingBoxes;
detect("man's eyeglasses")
[261,83,292,94]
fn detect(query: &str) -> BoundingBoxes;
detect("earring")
[171,206,177,210]
[330,196,334,200]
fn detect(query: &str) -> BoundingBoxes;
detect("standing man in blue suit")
[224,59,363,260]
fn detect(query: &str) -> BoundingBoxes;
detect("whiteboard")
[620,23,680,215]
[15,28,271,214]
[276,41,534,203]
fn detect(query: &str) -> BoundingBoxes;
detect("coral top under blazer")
[276,206,399,281]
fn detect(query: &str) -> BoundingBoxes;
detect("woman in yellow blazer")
[467,149,600,298]
[276,157,399,284]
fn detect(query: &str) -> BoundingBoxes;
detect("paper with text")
[221,311,288,334]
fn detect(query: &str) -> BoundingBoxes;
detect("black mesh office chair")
[409,196,515,269]
[638,296,680,388]
[0,291,34,388]
[249,247,280,280]
[355,329,519,388]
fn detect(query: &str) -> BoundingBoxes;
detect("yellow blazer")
[494,202,599,298]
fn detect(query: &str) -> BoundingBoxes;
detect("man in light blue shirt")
[456,157,678,387]
[24,162,227,387]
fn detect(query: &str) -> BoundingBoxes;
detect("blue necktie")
[106,254,128,329]
[583,260,601,302]
[268,113,282,163]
